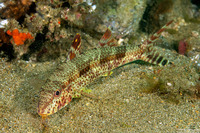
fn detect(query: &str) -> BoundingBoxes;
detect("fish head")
[37,80,72,116]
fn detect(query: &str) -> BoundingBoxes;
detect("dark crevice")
[0,43,15,61]
[191,0,200,8]
[21,26,48,61]
[139,0,173,34]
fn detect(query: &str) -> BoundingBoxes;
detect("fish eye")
[56,91,60,95]
[54,90,61,97]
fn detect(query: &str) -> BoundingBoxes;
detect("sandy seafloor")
[0,43,200,133]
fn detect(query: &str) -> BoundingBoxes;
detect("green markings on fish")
[38,21,173,117]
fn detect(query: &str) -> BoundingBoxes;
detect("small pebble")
[167,82,172,86]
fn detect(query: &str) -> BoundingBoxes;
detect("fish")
[38,20,173,117]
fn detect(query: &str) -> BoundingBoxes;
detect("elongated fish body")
[38,21,173,116]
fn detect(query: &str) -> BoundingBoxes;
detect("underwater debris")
[138,54,200,104]
[142,77,167,94]
[139,74,180,104]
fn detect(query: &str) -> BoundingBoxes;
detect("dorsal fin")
[141,20,173,48]
[99,27,118,47]
[140,20,173,66]
[67,33,81,61]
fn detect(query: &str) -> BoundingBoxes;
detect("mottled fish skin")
[38,21,173,116]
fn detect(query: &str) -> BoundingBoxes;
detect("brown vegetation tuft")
[0,0,32,20]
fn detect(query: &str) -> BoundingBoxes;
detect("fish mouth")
[37,99,53,117]
[37,106,52,117]
[38,112,49,117]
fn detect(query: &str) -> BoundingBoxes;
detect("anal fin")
[102,71,113,77]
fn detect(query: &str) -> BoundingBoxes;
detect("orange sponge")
[7,29,34,46]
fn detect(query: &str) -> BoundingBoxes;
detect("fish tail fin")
[141,45,171,66]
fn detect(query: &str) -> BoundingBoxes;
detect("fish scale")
[38,21,173,116]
